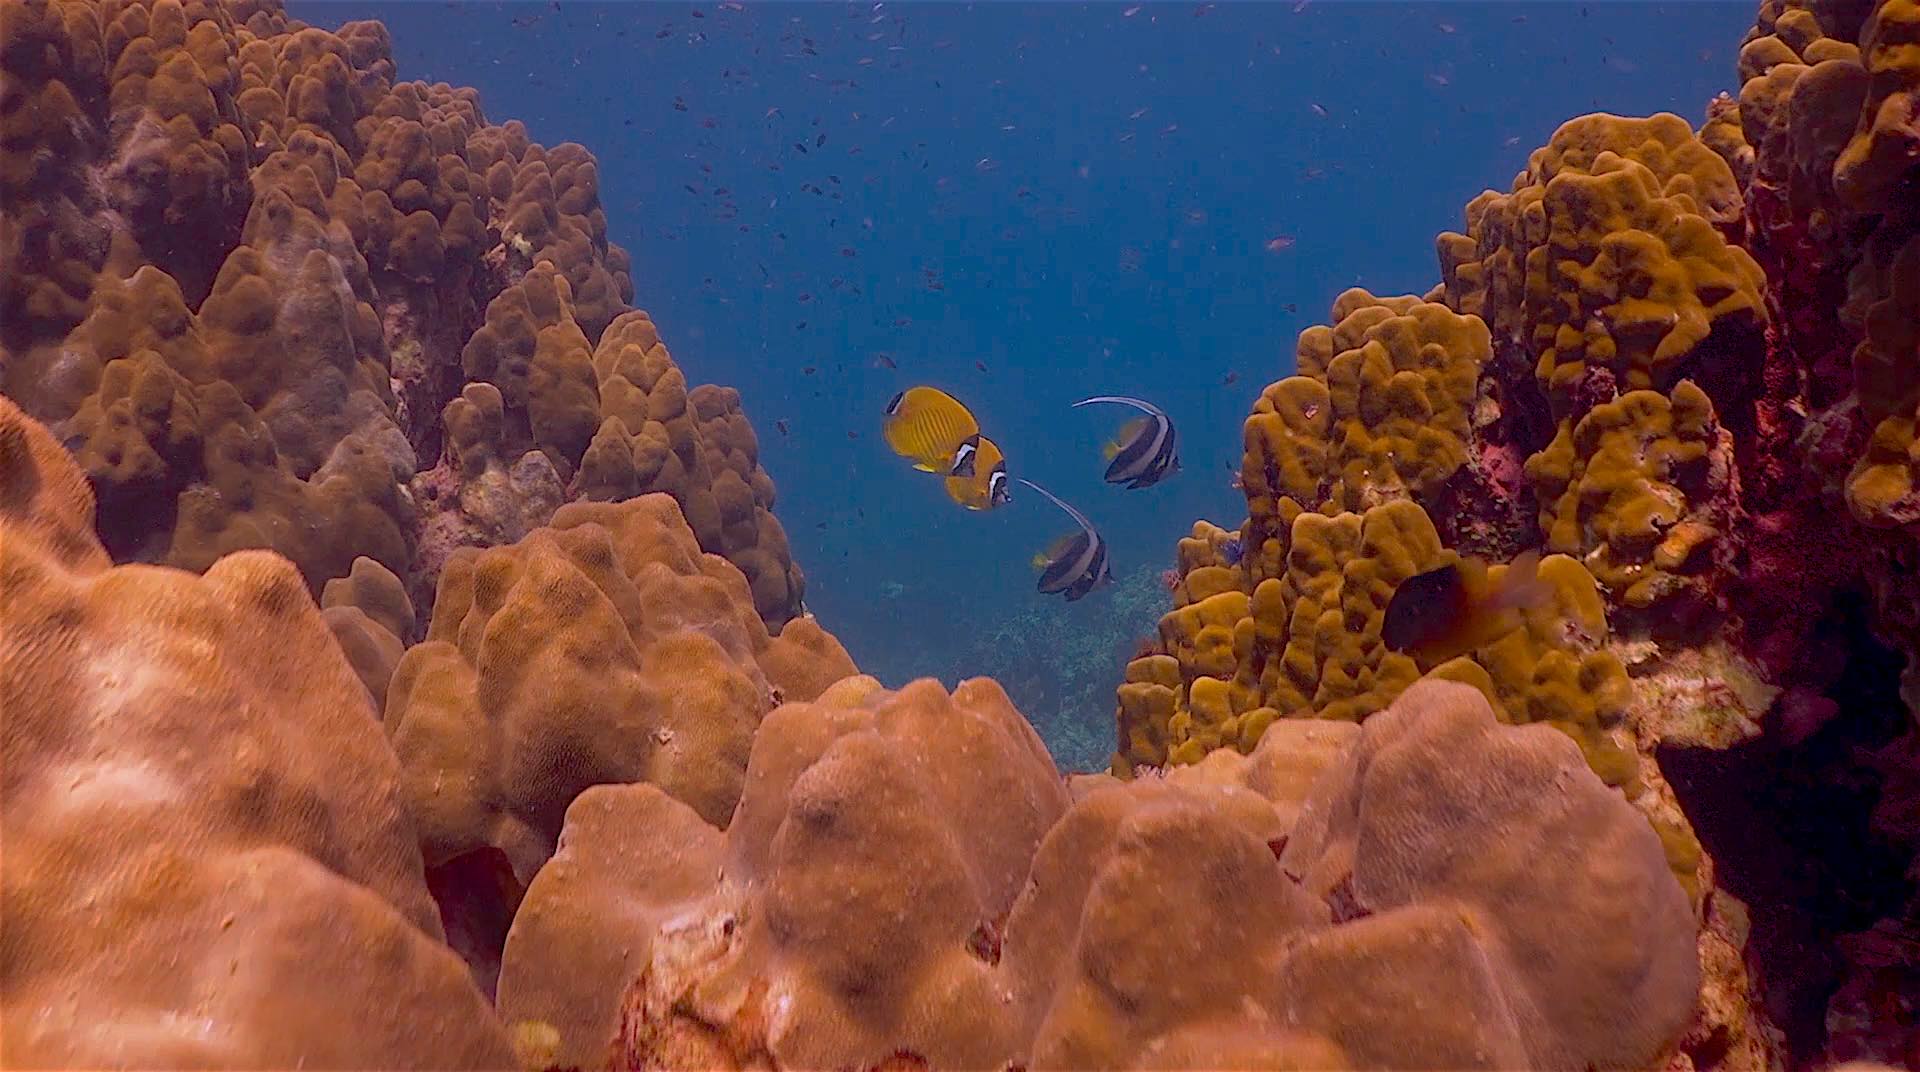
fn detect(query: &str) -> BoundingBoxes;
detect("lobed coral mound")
[0,395,514,1069]
[386,491,854,997]
[486,677,1697,1072]
[0,0,807,631]
[5,1,1918,1069]
[1124,2,1920,1064]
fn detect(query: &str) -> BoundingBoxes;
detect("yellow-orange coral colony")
[1729,0,1920,525]
[0,0,808,632]
[1119,112,1780,801]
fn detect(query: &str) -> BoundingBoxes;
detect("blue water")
[302,0,1753,770]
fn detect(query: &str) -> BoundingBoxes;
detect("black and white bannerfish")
[1073,395,1180,488]
[1018,478,1114,601]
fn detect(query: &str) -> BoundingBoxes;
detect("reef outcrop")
[1122,5,1920,1063]
[0,0,806,629]
[4,0,1917,1068]
[0,393,515,1068]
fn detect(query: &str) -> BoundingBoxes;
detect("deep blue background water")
[301,0,1753,769]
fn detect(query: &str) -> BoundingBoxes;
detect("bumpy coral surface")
[576,680,1696,1071]
[6,1,1919,1068]
[386,492,854,995]
[0,0,805,631]
[0,397,513,1068]
[1124,3,1920,1064]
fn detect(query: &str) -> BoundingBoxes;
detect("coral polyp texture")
[6,0,1920,1068]
[0,397,515,1069]
[0,0,806,630]
[1120,2,1920,1064]
[490,679,1695,1072]
[385,492,854,995]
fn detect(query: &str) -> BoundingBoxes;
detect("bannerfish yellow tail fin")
[1031,552,1051,571]
[1102,440,1122,461]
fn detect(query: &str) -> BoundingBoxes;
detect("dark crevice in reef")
[1659,593,1917,1066]
[426,845,527,1003]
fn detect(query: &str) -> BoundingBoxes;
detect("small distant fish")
[1159,123,1179,135]
[656,27,674,38]
[974,360,988,373]
[883,386,981,472]
[1019,479,1114,601]
[1265,234,1297,252]
[1381,550,1554,665]
[1074,395,1179,488]
[1223,370,1238,385]
[816,132,827,147]
[793,141,809,153]
[775,418,791,438]
[1123,3,1141,13]
[1130,107,1149,120]
[1427,71,1451,87]
[975,157,999,172]
[803,366,817,375]
[1310,102,1328,117]
[1503,135,1522,147]
[946,434,1011,510]
[872,352,897,369]
[1435,19,1456,32]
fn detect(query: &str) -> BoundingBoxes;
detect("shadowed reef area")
[1,0,1918,1068]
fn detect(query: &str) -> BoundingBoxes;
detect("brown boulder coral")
[580,680,1696,1071]
[4,0,807,637]
[384,492,854,997]
[0,396,512,1068]
[523,675,1069,1071]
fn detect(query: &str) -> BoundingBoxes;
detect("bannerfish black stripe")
[1065,540,1110,601]
[1076,395,1179,489]
[1037,530,1093,593]
[1107,413,1172,485]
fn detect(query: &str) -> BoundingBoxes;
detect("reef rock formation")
[1123,3,1920,1063]
[0,0,807,630]
[5,0,1917,1069]
[386,493,854,997]
[0,395,514,1068]
[539,679,1696,1072]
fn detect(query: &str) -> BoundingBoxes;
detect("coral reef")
[1120,4,1920,1063]
[493,679,1697,1072]
[4,0,1918,1068]
[385,493,854,995]
[0,0,805,631]
[0,396,514,1068]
